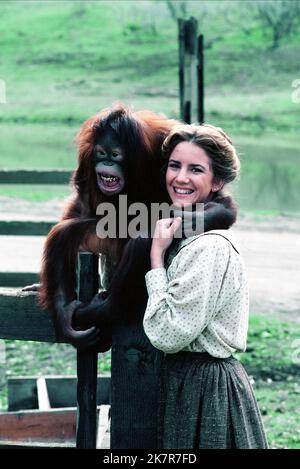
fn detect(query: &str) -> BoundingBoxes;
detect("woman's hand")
[151,217,182,269]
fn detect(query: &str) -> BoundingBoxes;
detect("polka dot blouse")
[143,229,249,358]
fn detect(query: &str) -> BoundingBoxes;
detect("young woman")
[143,123,268,449]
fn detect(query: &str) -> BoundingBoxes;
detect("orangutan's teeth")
[100,174,119,183]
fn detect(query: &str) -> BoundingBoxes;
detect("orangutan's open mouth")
[96,171,125,195]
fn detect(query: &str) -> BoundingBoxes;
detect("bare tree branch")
[255,0,300,49]
[166,0,180,22]
[165,0,190,21]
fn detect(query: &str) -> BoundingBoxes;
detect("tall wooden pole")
[197,34,204,124]
[76,252,99,449]
[179,17,204,124]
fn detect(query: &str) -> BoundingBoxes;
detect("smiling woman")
[166,141,224,206]
[143,122,268,449]
[162,123,240,203]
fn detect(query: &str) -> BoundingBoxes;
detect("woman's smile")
[173,187,194,195]
[166,141,218,207]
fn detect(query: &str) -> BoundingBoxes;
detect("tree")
[166,0,189,21]
[222,0,257,37]
[255,0,300,49]
[165,0,224,49]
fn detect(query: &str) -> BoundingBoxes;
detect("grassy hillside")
[0,0,299,212]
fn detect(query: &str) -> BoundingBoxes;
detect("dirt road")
[0,197,299,323]
[235,220,300,323]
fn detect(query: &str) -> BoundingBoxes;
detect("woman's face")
[166,141,219,207]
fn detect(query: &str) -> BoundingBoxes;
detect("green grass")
[235,315,300,381]
[0,124,79,170]
[251,381,300,449]
[233,315,300,448]
[0,184,71,201]
[0,1,299,121]
[1,314,299,448]
[0,1,299,212]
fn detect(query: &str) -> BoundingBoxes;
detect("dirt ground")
[0,196,299,323]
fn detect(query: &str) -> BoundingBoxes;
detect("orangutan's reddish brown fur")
[39,105,180,311]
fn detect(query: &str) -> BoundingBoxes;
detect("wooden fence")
[0,250,106,448]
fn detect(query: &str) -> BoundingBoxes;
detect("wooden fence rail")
[0,221,55,236]
[0,170,71,185]
[0,273,39,288]
[0,288,58,342]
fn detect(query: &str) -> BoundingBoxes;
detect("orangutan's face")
[94,127,126,196]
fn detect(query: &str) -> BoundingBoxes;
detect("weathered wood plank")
[76,253,99,449]
[111,320,163,449]
[96,405,110,449]
[0,272,39,288]
[197,33,204,123]
[0,409,76,443]
[37,377,51,411]
[48,376,110,410]
[178,18,185,122]
[0,220,54,236]
[178,17,199,124]
[8,377,38,411]
[0,288,62,343]
[0,170,71,185]
[8,376,111,411]
[100,419,111,450]
[0,441,74,449]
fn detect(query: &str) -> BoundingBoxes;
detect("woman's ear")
[212,179,224,192]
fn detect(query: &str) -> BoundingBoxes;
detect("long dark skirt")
[157,352,268,449]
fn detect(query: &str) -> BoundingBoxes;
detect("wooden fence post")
[76,252,99,449]
[197,33,204,124]
[110,319,163,449]
[178,17,204,124]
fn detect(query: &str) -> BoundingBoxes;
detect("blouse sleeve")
[143,235,231,353]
